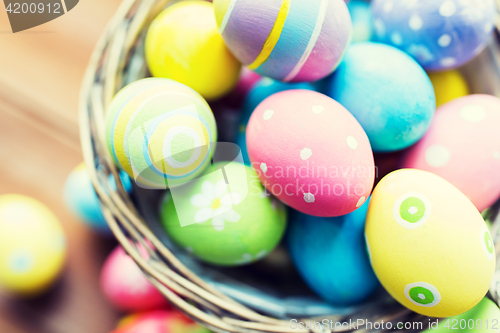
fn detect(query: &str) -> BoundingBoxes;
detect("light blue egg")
[348,0,374,43]
[371,0,496,71]
[237,77,315,165]
[325,42,435,152]
[287,199,379,306]
[63,164,132,234]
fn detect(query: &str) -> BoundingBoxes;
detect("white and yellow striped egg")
[105,78,217,189]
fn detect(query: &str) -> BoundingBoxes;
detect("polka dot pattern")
[347,136,358,150]
[408,14,423,31]
[460,104,487,122]
[247,90,374,217]
[263,109,274,120]
[402,94,500,212]
[312,105,325,114]
[372,0,497,70]
[300,148,313,161]
[480,225,495,262]
[438,34,452,47]
[404,282,441,308]
[393,192,432,229]
[425,145,451,167]
[304,193,315,203]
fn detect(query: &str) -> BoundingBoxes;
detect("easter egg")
[64,163,132,234]
[247,89,374,217]
[401,95,500,212]
[145,1,241,100]
[347,0,374,43]
[237,77,315,165]
[112,310,211,333]
[371,0,497,71]
[100,245,169,312]
[287,199,379,305]
[365,169,495,317]
[0,194,66,296]
[325,42,436,152]
[213,0,352,82]
[428,70,469,107]
[422,297,500,333]
[105,78,217,189]
[161,162,287,266]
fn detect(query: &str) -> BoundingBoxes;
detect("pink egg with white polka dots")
[246,90,375,217]
[100,245,169,312]
[401,94,500,212]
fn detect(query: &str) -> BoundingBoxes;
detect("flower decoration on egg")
[161,162,287,266]
[190,180,242,231]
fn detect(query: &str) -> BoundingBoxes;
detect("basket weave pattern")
[79,1,500,332]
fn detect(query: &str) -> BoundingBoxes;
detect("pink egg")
[100,245,169,312]
[401,94,500,212]
[246,90,375,217]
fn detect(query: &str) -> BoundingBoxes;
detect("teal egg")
[64,164,132,234]
[325,42,435,152]
[287,198,379,305]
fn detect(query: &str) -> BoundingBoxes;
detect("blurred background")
[0,1,125,332]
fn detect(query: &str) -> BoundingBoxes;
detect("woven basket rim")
[79,1,500,332]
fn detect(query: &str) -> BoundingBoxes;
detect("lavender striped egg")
[372,0,497,71]
[214,0,352,82]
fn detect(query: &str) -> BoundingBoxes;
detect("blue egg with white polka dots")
[325,42,436,152]
[286,198,379,306]
[64,163,132,234]
[237,77,315,165]
[371,0,496,71]
[348,0,374,43]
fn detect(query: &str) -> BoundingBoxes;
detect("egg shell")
[423,297,500,333]
[112,310,211,333]
[64,163,132,234]
[287,199,379,305]
[247,89,375,217]
[145,1,241,100]
[347,0,374,43]
[428,70,469,107]
[365,169,495,317]
[237,77,315,165]
[161,162,287,266]
[100,245,169,312]
[325,42,436,152]
[401,94,500,212]
[371,0,496,71]
[0,194,66,296]
[105,78,217,189]
[213,0,352,82]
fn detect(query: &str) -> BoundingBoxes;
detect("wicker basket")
[79,1,500,332]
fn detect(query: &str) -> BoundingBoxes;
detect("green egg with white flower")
[160,162,287,266]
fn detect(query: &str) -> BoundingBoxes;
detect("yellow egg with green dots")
[145,1,241,101]
[428,70,469,107]
[105,78,217,189]
[0,194,66,296]
[365,169,495,318]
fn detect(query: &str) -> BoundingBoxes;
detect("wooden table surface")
[0,1,128,332]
